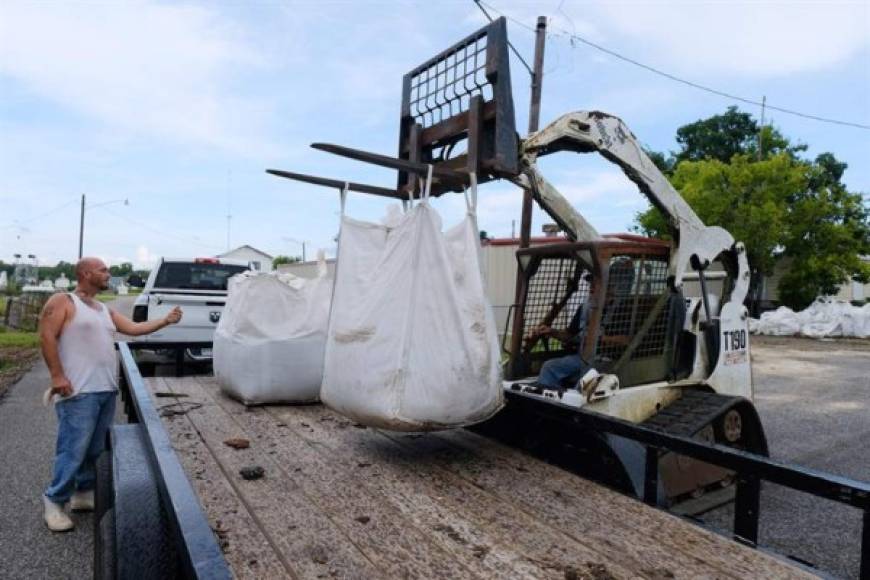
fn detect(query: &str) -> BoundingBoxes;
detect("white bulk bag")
[214,260,332,404]
[321,183,503,431]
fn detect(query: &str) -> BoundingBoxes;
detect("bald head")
[75,257,106,281]
[74,257,110,294]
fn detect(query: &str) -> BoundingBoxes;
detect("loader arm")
[521,111,745,291]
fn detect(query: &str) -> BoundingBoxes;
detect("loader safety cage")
[115,341,232,580]
[114,340,870,579]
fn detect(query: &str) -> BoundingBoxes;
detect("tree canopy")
[272,255,301,267]
[635,108,869,311]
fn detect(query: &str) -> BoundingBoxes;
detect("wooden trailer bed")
[145,375,814,580]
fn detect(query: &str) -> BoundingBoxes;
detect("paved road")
[0,360,94,580]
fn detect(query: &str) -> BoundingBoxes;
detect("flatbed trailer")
[94,344,870,579]
[145,373,818,579]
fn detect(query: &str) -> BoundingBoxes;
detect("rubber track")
[642,389,739,438]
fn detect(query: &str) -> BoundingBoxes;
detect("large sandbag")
[321,197,503,431]
[752,306,800,336]
[751,297,870,338]
[214,262,332,404]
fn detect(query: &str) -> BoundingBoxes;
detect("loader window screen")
[523,257,591,351]
[155,263,248,291]
[596,255,670,362]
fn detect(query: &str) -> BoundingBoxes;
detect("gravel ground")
[697,335,870,579]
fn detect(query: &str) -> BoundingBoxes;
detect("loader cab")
[506,236,690,389]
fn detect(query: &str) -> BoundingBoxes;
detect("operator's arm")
[38,294,73,397]
[111,306,182,336]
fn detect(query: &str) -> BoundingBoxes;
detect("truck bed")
[145,375,814,580]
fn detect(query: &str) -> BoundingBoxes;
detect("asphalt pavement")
[0,360,94,580]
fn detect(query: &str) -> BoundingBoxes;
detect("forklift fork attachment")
[311,143,469,192]
[266,169,404,200]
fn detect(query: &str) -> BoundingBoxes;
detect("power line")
[1,198,79,231]
[473,0,533,76]
[477,0,870,131]
[96,205,225,252]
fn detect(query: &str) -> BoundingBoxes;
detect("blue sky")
[1,0,868,269]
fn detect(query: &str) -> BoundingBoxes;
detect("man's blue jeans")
[45,391,116,504]
[538,354,588,389]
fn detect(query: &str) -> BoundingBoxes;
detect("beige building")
[760,256,870,305]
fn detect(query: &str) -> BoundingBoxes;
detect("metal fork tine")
[266,169,405,200]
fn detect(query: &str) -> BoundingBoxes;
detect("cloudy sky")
[1,0,868,269]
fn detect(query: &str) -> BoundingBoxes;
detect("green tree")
[272,255,301,267]
[635,108,869,311]
[109,262,133,277]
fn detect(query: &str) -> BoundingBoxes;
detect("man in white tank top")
[38,257,183,532]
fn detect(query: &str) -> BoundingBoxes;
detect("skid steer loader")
[268,17,768,506]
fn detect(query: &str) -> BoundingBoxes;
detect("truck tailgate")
[139,292,226,343]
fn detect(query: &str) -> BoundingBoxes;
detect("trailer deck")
[144,375,813,580]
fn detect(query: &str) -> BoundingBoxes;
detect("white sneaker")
[70,489,95,512]
[43,496,74,532]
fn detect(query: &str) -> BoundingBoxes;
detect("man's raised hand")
[165,306,183,325]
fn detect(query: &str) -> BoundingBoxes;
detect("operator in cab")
[531,259,635,392]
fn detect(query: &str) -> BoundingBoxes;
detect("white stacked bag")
[321,177,503,431]
[214,258,332,404]
[750,297,870,338]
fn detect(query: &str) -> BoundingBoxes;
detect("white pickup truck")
[131,257,250,362]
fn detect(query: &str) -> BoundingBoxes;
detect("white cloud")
[592,1,869,77]
[0,1,279,156]
[135,245,158,270]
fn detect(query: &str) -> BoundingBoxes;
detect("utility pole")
[78,194,86,260]
[757,95,766,161]
[518,16,547,250]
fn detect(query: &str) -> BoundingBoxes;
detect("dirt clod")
[310,545,330,565]
[224,437,250,449]
[239,465,265,480]
[433,523,467,544]
[564,563,616,580]
[641,568,675,580]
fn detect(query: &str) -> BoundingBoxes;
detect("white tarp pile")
[321,184,503,431]
[214,258,332,404]
[749,297,870,338]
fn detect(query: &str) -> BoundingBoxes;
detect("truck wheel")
[94,508,116,580]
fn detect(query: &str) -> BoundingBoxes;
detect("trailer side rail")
[505,390,870,579]
[117,341,231,579]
